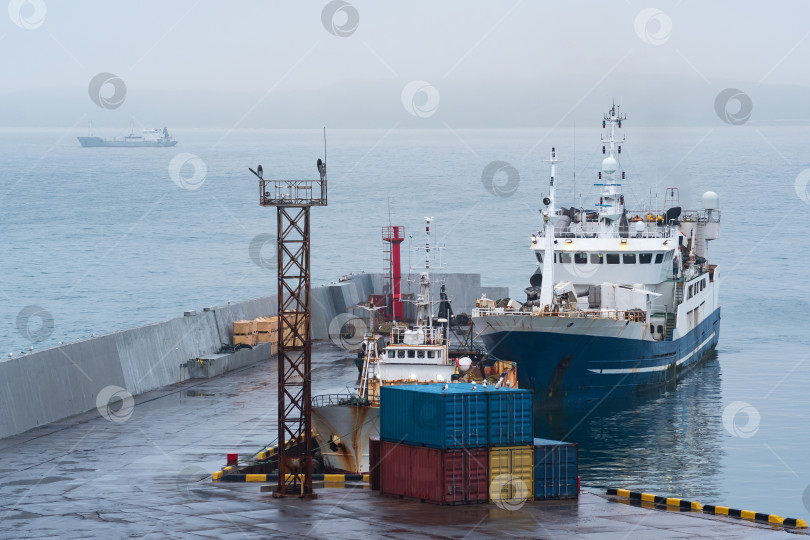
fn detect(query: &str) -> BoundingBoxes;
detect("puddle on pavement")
[1,476,68,487]
[182,390,215,398]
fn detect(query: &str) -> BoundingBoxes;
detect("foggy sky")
[3,1,810,128]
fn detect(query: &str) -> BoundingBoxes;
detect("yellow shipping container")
[488,446,534,504]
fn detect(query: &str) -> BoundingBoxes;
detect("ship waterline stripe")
[587,332,716,375]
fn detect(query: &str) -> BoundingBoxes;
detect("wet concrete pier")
[0,343,802,538]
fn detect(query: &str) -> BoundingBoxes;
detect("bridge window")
[574,252,588,264]
[417,350,425,358]
[559,253,572,264]
[622,253,636,264]
[590,253,604,264]
[536,252,543,263]
[397,350,405,358]
[606,253,620,264]
[655,253,664,264]
[388,350,395,358]
[427,350,435,359]
[639,253,653,264]
[407,350,415,358]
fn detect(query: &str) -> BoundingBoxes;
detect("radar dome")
[601,156,618,173]
[701,191,719,210]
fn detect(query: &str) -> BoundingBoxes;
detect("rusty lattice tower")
[250,150,326,498]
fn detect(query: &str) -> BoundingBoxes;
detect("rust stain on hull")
[312,405,379,473]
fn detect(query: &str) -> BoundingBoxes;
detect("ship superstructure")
[472,105,721,405]
[312,218,455,472]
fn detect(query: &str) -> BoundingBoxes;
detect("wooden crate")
[280,313,307,347]
[233,333,257,347]
[233,320,253,335]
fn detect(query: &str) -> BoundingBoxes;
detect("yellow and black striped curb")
[607,489,808,529]
[256,434,308,461]
[212,472,369,483]
[606,488,701,511]
[703,504,807,528]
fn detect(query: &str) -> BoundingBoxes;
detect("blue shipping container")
[380,383,488,449]
[533,438,578,500]
[487,387,533,446]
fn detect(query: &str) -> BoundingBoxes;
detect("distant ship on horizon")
[77,126,177,147]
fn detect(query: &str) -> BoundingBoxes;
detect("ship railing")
[538,208,720,239]
[260,178,327,207]
[388,325,445,345]
[472,307,647,323]
[311,393,367,407]
[539,226,678,240]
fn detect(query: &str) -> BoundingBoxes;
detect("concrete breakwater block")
[185,342,275,379]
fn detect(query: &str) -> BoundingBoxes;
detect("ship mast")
[417,217,434,328]
[597,102,627,228]
[539,148,561,307]
[357,304,384,402]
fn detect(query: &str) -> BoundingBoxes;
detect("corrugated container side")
[533,438,578,500]
[369,437,381,491]
[380,384,487,449]
[379,441,488,504]
[487,388,533,446]
[488,446,534,503]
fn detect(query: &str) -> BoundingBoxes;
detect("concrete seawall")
[0,273,507,440]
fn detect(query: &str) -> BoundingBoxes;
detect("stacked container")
[379,441,488,504]
[375,383,578,505]
[380,383,488,449]
[379,383,489,504]
[533,438,578,500]
[485,387,535,504]
[368,437,381,491]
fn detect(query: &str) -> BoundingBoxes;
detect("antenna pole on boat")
[540,147,562,308]
[358,304,384,402]
[424,217,434,328]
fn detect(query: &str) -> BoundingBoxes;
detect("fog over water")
[4,0,810,526]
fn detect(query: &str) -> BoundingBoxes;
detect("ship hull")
[477,307,720,406]
[312,404,379,473]
[77,136,178,147]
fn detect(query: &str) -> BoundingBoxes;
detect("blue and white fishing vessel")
[472,105,721,405]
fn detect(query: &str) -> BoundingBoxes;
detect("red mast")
[382,226,405,321]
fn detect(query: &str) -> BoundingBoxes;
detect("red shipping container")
[369,437,381,491]
[379,441,488,504]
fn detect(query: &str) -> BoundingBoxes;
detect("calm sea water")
[2,125,810,519]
